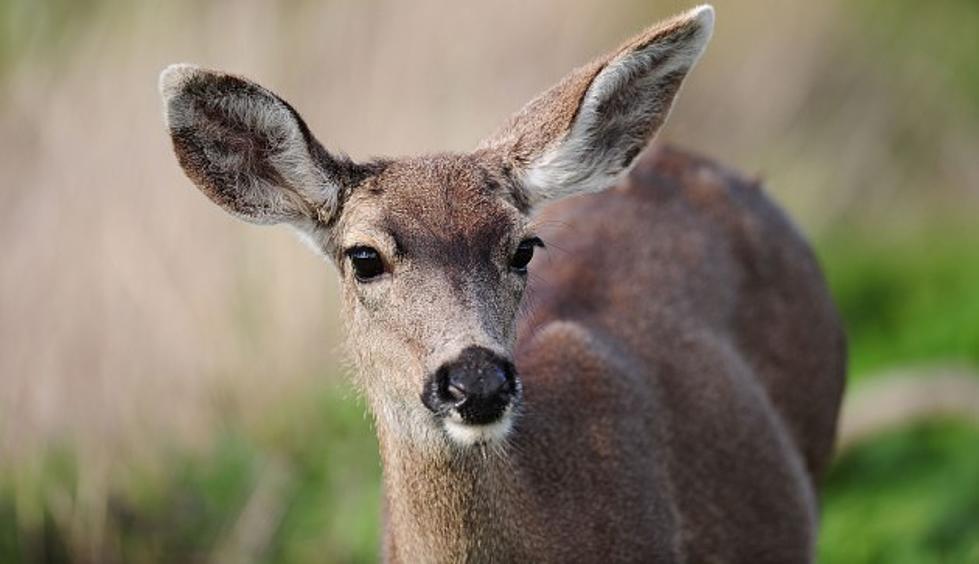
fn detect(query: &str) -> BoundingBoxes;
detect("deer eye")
[346,246,385,282]
[510,237,542,273]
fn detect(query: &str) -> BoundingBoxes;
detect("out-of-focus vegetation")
[1,0,977,562]
[821,420,979,563]
[815,228,979,562]
[819,227,979,378]
[0,390,382,563]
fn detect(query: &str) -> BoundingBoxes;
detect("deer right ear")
[479,5,714,208]
[159,64,363,227]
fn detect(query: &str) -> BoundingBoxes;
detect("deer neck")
[375,418,534,563]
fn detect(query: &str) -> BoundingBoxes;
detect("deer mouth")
[431,379,522,447]
[443,405,518,446]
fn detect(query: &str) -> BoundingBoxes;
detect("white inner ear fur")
[159,63,341,224]
[523,6,714,205]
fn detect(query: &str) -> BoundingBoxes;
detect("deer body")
[379,147,844,562]
[160,6,845,562]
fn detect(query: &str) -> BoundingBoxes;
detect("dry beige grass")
[837,366,979,453]
[1,0,976,471]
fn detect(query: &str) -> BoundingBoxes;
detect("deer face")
[159,5,713,448]
[334,155,536,446]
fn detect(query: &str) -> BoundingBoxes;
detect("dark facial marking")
[382,206,513,290]
[369,156,521,290]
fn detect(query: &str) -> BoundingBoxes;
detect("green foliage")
[0,0,100,78]
[853,0,979,116]
[817,226,979,378]
[819,421,979,563]
[0,391,382,563]
[258,388,381,564]
[112,434,260,562]
[813,226,979,562]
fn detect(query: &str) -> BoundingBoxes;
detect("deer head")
[159,6,713,449]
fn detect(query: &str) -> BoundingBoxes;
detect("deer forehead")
[339,154,529,265]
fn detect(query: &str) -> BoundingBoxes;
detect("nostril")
[446,381,467,403]
[434,367,463,406]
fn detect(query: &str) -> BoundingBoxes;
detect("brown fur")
[159,5,845,562]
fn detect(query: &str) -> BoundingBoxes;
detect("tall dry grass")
[1,0,976,471]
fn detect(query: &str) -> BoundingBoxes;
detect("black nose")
[422,346,517,425]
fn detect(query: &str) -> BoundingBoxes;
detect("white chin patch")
[443,409,514,447]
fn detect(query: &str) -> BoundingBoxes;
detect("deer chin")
[443,406,516,447]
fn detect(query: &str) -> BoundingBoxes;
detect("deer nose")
[424,346,517,425]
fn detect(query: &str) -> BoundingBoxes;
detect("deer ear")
[159,64,364,227]
[480,5,714,207]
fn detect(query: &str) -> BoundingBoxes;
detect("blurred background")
[1,0,977,562]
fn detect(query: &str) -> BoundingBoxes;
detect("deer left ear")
[480,5,714,207]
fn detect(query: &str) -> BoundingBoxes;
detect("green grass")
[0,391,382,563]
[817,226,979,378]
[854,0,979,119]
[815,226,979,562]
[819,421,979,563]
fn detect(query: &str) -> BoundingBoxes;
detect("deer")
[159,4,845,562]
